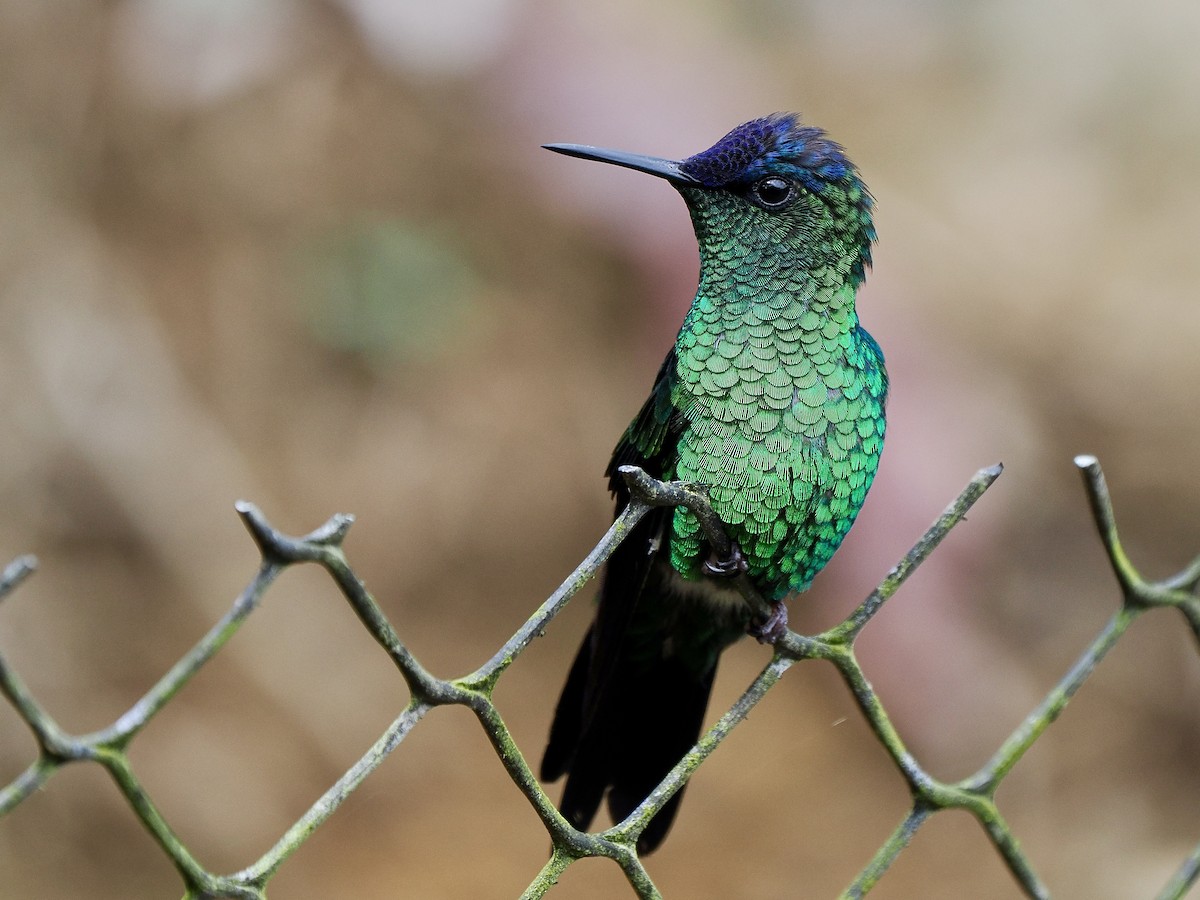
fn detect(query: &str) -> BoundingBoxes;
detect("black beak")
[542,143,700,186]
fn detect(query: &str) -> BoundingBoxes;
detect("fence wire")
[1,455,1198,899]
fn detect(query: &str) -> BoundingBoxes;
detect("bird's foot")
[701,541,749,579]
[748,602,789,644]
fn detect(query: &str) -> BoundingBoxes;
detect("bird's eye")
[749,176,796,210]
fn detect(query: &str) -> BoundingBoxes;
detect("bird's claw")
[702,541,748,578]
[748,602,789,644]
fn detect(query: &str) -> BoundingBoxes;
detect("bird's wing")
[585,346,688,711]
[605,347,684,491]
[541,350,686,829]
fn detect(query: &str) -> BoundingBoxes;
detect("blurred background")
[0,1,1198,897]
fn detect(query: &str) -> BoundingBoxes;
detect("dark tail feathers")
[541,623,716,853]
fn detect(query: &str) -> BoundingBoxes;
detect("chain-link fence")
[1,455,1198,899]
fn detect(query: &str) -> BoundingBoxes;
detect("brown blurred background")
[1,1,1198,897]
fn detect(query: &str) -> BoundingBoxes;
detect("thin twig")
[841,805,931,899]
[0,555,37,601]
[964,607,1137,794]
[607,654,796,848]
[94,560,283,747]
[464,497,654,691]
[520,848,576,900]
[1156,838,1200,900]
[977,804,1050,900]
[236,701,432,886]
[1074,455,1139,596]
[826,463,1003,643]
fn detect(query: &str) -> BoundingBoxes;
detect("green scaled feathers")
[667,188,886,596]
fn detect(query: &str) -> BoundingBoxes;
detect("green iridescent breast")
[666,282,887,599]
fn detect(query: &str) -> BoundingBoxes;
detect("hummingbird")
[540,114,887,853]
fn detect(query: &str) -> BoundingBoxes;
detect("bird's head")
[546,114,875,286]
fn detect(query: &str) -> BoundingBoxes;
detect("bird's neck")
[690,240,861,339]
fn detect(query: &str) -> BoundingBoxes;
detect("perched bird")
[540,114,888,853]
